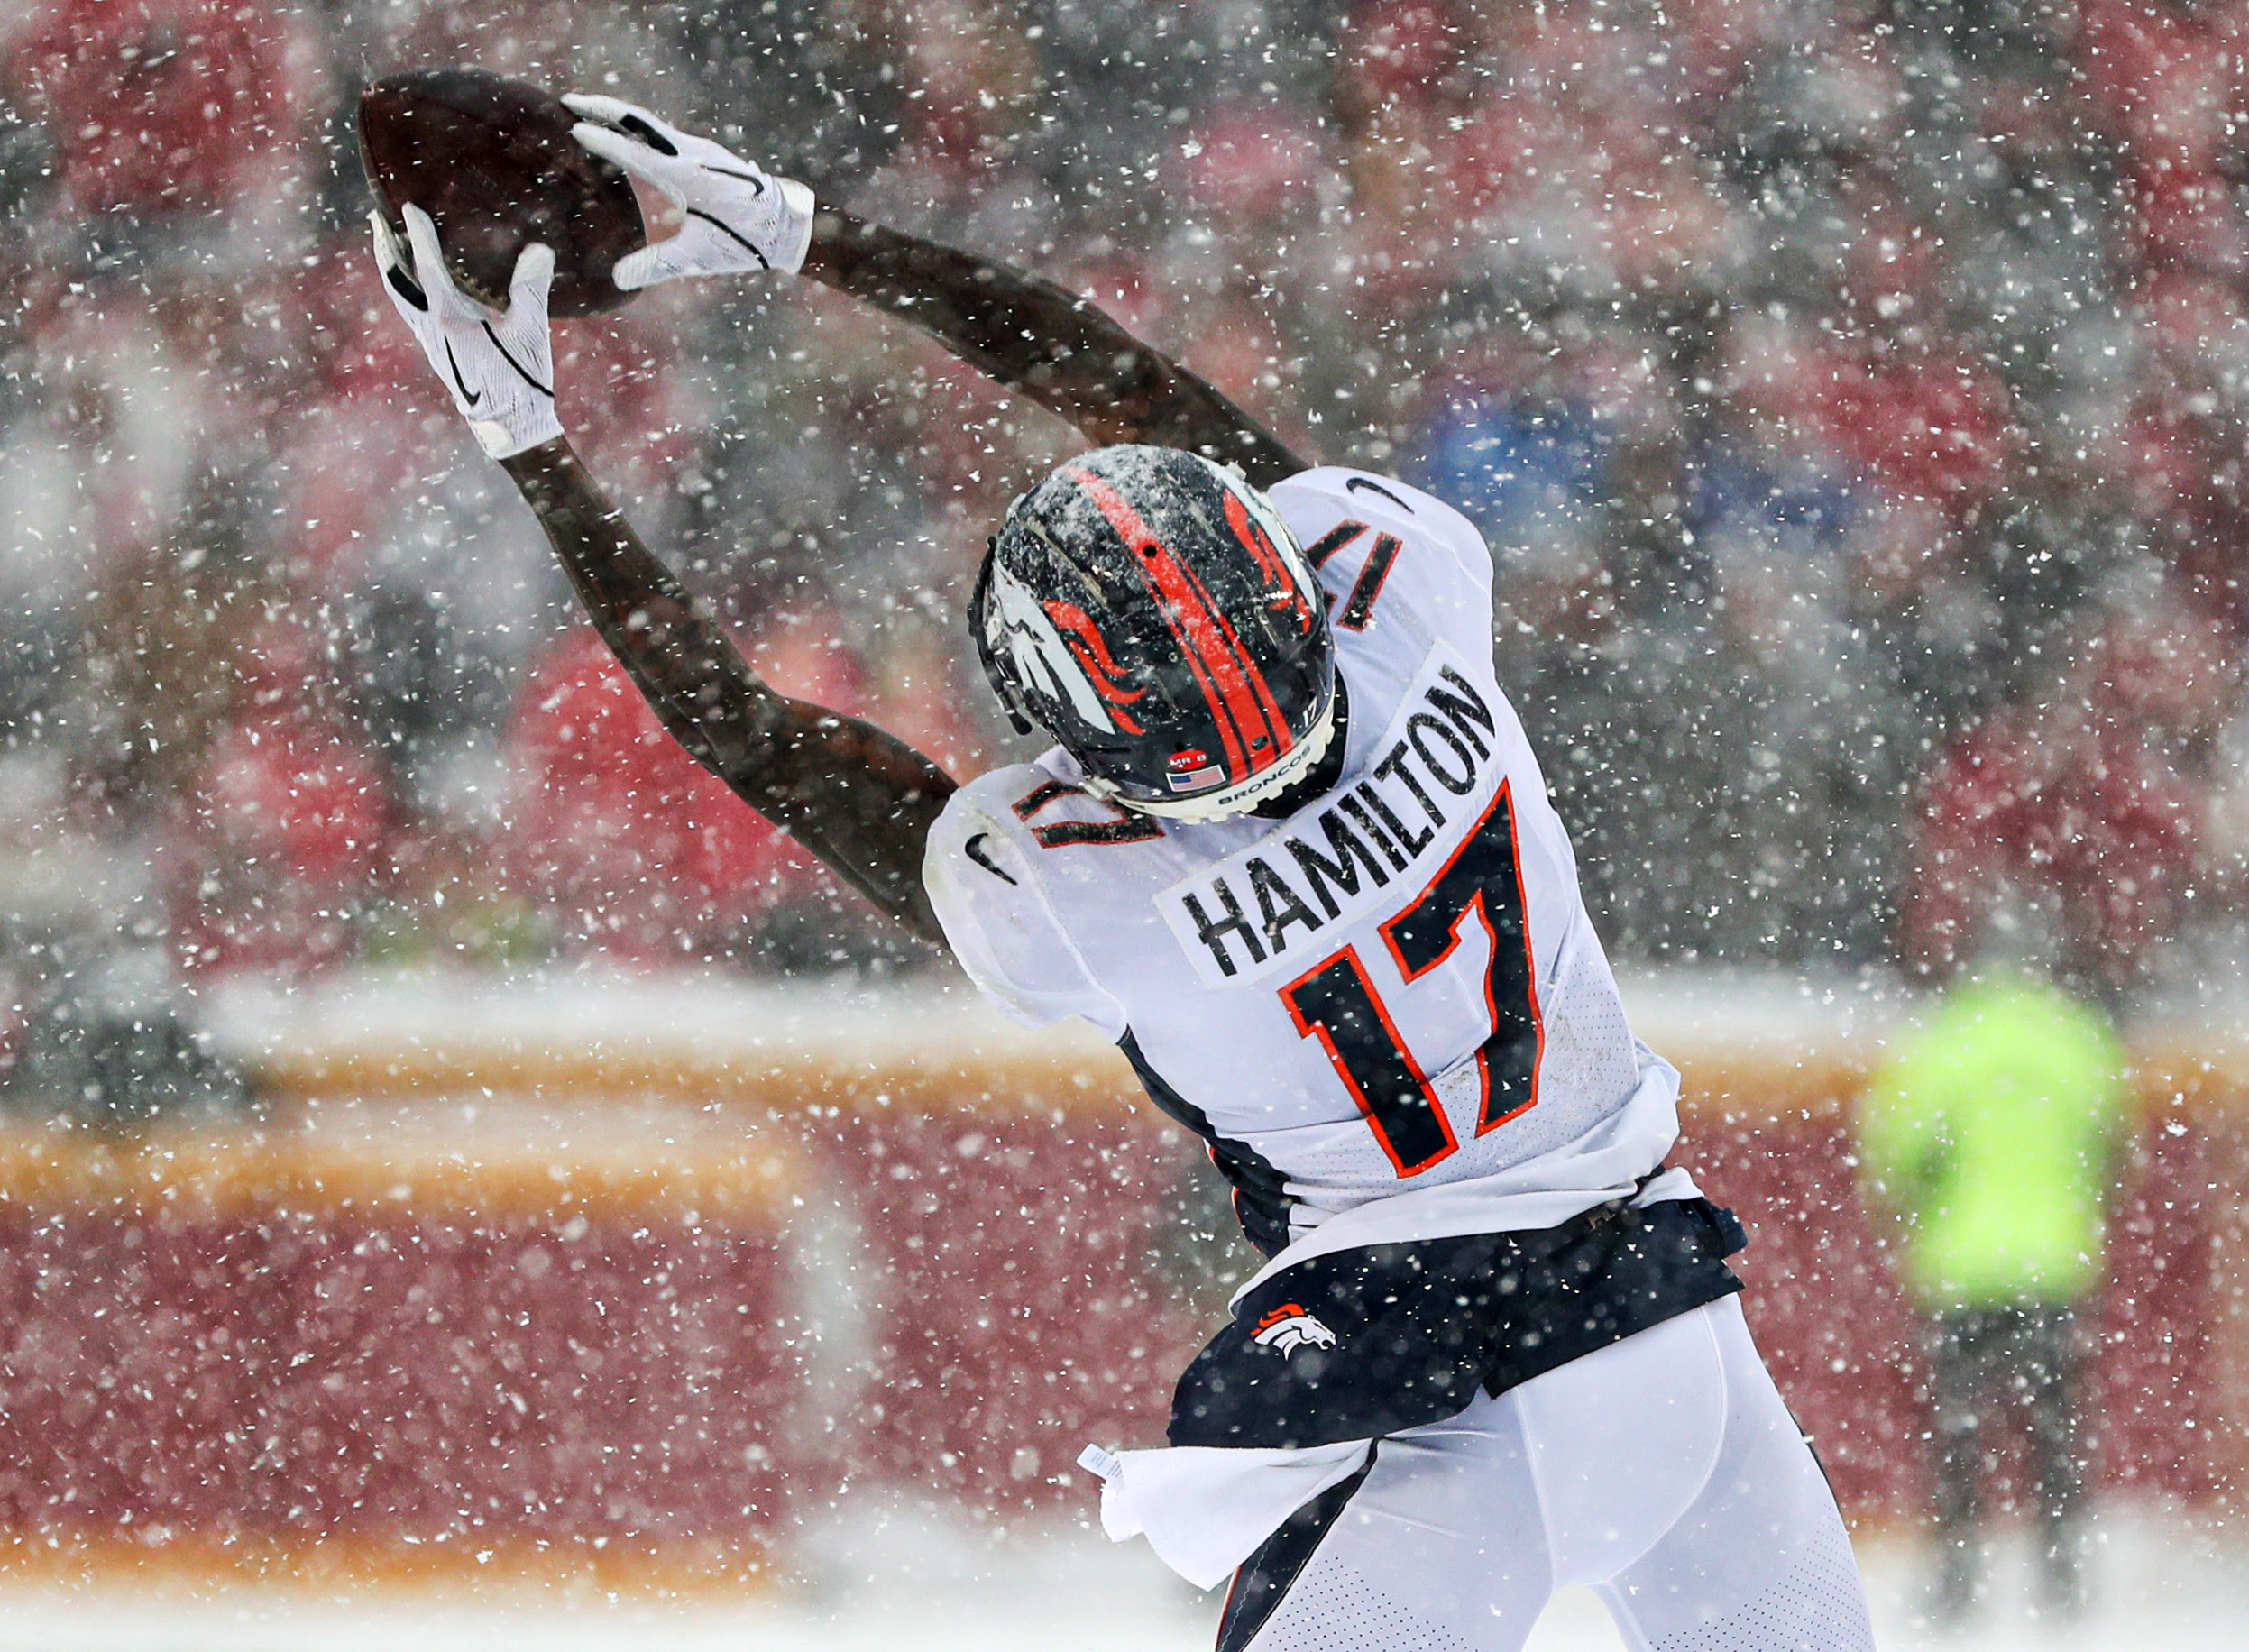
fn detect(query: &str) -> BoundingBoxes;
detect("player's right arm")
[565,96,1310,489]
[367,206,956,943]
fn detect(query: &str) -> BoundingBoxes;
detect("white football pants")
[1234,1296,1875,1652]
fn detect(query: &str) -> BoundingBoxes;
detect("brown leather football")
[357,67,644,317]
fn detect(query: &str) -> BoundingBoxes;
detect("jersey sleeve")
[922,771,1131,1038]
[1379,473,1493,598]
[1268,468,1497,671]
[1273,468,1492,587]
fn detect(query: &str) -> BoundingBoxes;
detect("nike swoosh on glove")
[370,204,563,460]
[565,94,815,287]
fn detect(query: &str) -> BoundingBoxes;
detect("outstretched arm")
[368,206,957,943]
[799,206,1307,487]
[502,441,956,940]
[567,96,1311,489]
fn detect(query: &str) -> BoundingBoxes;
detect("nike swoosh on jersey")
[965,832,1018,886]
[1345,476,1413,512]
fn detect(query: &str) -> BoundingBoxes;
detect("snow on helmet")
[969,445,1336,821]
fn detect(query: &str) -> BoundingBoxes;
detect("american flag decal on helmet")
[1166,748,1226,794]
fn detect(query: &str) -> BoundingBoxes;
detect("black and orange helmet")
[969,445,1337,821]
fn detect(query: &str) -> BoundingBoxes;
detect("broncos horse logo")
[1250,1302,1339,1355]
[1042,596,1149,733]
[983,556,1147,736]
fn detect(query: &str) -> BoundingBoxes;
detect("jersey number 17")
[1279,783,1543,1176]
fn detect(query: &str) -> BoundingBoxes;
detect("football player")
[368,96,1876,1652]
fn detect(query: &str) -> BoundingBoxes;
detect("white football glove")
[564,94,815,287]
[369,204,563,460]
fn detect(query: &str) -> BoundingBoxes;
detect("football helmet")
[970,445,1336,821]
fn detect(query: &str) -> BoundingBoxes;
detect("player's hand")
[565,94,814,286]
[370,204,563,460]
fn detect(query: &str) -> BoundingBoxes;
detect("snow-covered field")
[1,1500,2241,1652]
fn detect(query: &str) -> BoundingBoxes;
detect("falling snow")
[0,0,2245,1646]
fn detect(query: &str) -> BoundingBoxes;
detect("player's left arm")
[503,442,957,939]
[367,206,957,942]
[564,96,1311,489]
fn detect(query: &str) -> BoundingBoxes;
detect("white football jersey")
[925,467,1684,1268]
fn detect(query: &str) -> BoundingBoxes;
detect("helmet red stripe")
[1064,465,1261,777]
[1064,465,1293,782]
[1170,553,1299,773]
[1170,552,1296,746]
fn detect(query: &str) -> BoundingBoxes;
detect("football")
[357,67,645,317]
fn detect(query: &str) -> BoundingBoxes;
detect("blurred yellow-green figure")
[1859,970,2129,1624]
